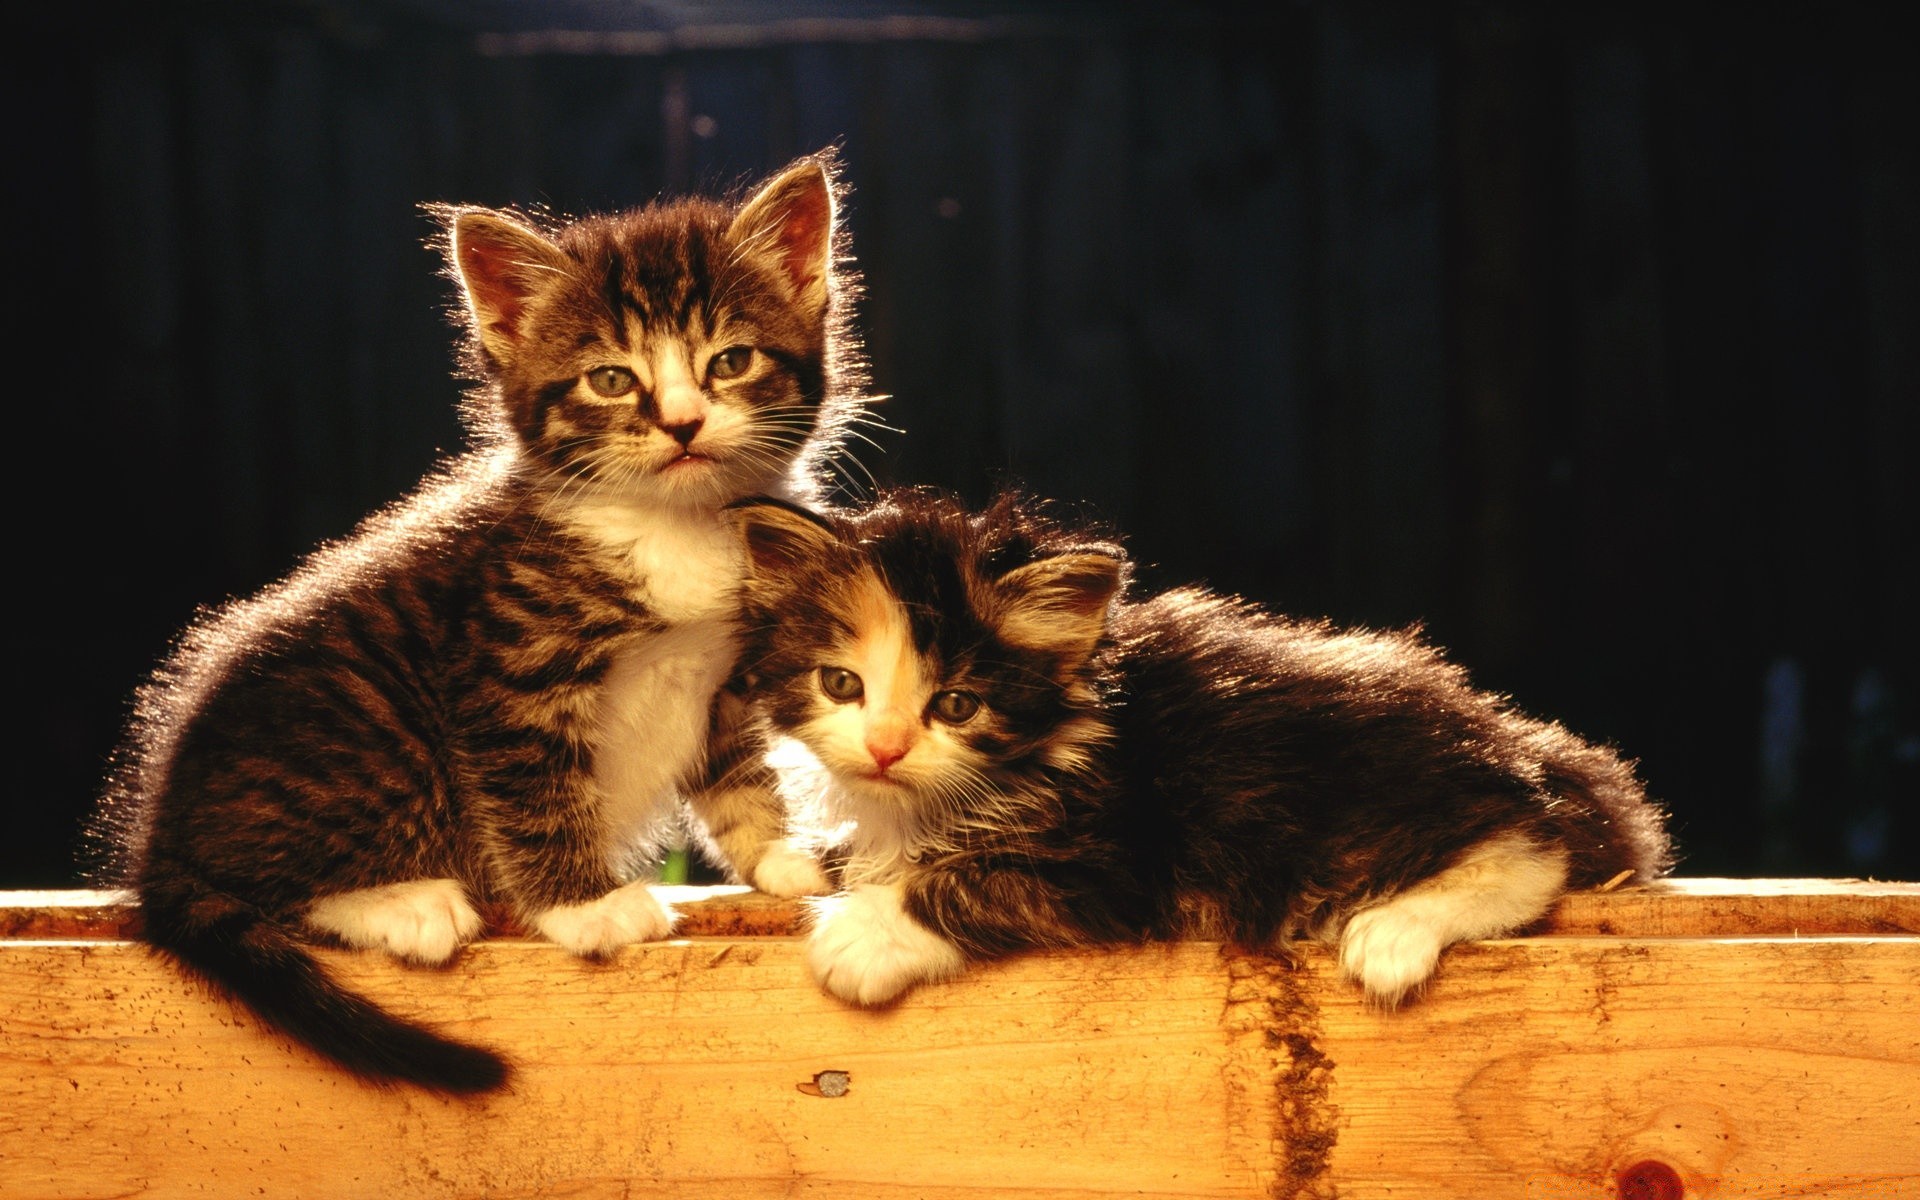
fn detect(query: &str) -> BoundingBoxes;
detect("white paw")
[806,883,965,1006]
[533,880,678,958]
[751,843,833,898]
[1338,903,1446,1007]
[305,879,482,965]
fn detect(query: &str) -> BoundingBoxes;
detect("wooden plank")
[1545,876,1920,936]
[2,882,1916,1198]
[2,938,1271,1200]
[1312,936,1920,1198]
[7,878,1914,940]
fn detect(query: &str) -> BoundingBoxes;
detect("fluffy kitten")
[731,489,1672,1007]
[91,155,866,1092]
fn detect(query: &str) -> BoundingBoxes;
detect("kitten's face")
[735,496,1124,856]
[447,160,842,508]
[779,566,1005,812]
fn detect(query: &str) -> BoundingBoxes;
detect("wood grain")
[2,883,1916,1199]
[1309,936,1920,1199]
[2,938,1269,1200]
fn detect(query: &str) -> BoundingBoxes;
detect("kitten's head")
[732,489,1125,858]
[438,153,868,509]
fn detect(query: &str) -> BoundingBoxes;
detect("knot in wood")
[1616,1159,1684,1200]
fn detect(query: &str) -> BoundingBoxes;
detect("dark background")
[9,1,1915,888]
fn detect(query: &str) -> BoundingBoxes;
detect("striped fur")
[731,488,1673,1007]
[89,154,865,1093]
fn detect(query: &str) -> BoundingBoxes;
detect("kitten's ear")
[728,498,842,592]
[446,208,573,368]
[995,553,1124,660]
[729,158,836,321]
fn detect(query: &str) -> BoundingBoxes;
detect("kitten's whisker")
[841,411,903,440]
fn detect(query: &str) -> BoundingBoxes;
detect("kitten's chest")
[561,502,747,843]
[591,619,738,840]
[567,501,745,623]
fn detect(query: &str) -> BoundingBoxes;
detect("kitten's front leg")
[807,859,1091,1004]
[306,879,484,965]
[690,778,831,897]
[461,649,686,958]
[465,765,678,958]
[750,836,835,898]
[480,801,680,958]
[685,686,832,898]
[805,883,966,1005]
[531,878,678,957]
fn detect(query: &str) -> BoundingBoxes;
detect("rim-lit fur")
[89,154,869,1092]
[734,488,1672,995]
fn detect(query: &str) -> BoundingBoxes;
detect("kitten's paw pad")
[805,884,964,1006]
[533,881,678,958]
[752,844,833,898]
[1338,904,1446,1008]
[305,879,482,965]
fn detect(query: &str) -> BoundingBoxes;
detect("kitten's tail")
[138,875,510,1095]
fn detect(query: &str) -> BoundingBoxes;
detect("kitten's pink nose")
[865,725,914,773]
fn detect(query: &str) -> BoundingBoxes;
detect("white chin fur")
[1336,832,1569,1007]
[766,733,913,876]
[305,878,483,966]
[805,882,965,1006]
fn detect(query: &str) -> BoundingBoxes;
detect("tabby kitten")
[91,155,866,1093]
[731,489,1672,1007]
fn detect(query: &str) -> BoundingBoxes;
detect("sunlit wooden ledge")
[3,879,1916,1200]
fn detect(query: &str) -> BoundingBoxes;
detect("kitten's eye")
[928,690,981,725]
[708,345,755,381]
[586,366,637,397]
[818,667,864,703]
